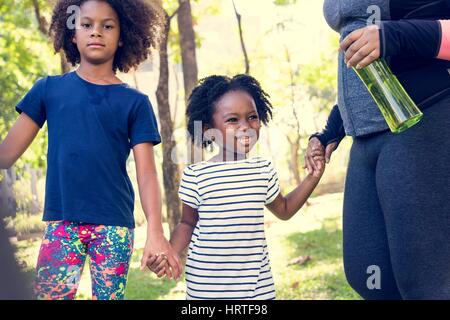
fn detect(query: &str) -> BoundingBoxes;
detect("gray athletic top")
[323,0,391,136]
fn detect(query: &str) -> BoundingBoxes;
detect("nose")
[90,24,103,38]
[239,120,250,131]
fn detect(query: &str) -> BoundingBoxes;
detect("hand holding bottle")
[340,25,381,69]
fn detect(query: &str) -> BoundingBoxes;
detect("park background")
[0,0,360,299]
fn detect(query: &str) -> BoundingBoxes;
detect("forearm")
[380,19,448,59]
[0,114,40,169]
[0,143,13,169]
[278,174,322,220]
[311,105,345,148]
[138,172,164,236]
[170,222,195,255]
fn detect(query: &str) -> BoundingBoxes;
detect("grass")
[12,192,360,300]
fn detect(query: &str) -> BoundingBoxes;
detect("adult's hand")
[340,25,380,69]
[324,141,338,164]
[304,138,339,174]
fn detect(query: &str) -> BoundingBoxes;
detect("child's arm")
[170,204,199,255]
[266,165,325,221]
[147,204,198,278]
[133,143,182,279]
[0,114,40,169]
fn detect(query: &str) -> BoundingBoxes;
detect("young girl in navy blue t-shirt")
[0,0,181,300]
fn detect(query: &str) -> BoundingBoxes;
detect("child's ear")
[72,36,77,44]
[118,39,123,47]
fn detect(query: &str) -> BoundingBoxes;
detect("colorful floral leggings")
[34,221,134,300]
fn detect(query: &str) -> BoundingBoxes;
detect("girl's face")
[72,0,122,67]
[207,90,261,156]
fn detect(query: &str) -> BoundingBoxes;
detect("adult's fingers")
[344,37,368,65]
[340,28,364,52]
[325,143,338,163]
[346,43,377,68]
[353,49,380,69]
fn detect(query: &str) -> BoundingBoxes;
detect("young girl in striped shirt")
[148,75,326,300]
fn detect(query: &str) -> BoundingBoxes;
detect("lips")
[237,136,252,145]
[87,43,105,48]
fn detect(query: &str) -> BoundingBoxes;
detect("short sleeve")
[129,95,162,148]
[178,166,201,209]
[15,77,47,128]
[266,160,280,205]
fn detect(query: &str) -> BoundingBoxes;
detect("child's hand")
[146,253,170,278]
[140,233,183,280]
[312,157,326,178]
[305,138,326,178]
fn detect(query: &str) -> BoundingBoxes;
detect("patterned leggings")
[34,221,134,300]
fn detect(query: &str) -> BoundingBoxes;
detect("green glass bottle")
[353,59,423,133]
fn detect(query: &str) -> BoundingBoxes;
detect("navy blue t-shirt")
[16,71,162,228]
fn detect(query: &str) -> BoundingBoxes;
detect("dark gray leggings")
[343,93,450,300]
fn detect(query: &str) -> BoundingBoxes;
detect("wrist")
[306,171,323,181]
[146,225,164,238]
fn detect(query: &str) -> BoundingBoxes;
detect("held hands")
[146,253,171,279]
[140,233,182,280]
[340,25,381,69]
[304,138,338,178]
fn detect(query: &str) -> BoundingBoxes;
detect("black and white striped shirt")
[178,156,280,300]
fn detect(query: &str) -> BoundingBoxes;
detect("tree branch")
[232,0,250,74]
[32,0,49,36]
[169,5,181,21]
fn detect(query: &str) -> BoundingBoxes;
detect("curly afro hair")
[50,0,164,73]
[186,74,274,149]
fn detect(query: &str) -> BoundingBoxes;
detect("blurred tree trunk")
[32,0,71,73]
[60,54,71,74]
[27,164,40,215]
[177,0,201,165]
[155,4,181,234]
[232,0,250,74]
[284,47,310,206]
[177,0,198,104]
[287,136,302,186]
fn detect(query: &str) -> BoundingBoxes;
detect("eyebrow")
[80,17,117,23]
[222,111,258,118]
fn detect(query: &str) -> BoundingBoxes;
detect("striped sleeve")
[265,161,280,205]
[178,165,201,209]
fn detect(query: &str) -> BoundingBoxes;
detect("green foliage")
[167,0,220,64]
[298,38,339,111]
[273,0,298,5]
[4,212,45,236]
[0,0,59,170]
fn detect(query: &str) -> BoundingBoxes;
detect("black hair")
[50,0,164,72]
[186,74,274,149]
